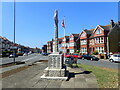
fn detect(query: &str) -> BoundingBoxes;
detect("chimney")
[110,19,115,28]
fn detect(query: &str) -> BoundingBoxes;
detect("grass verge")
[75,64,119,88]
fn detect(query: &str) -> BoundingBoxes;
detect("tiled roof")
[89,24,115,38]
[99,24,111,30]
[58,37,64,40]
[3,37,8,40]
[65,36,69,38]
[84,29,93,34]
[71,33,79,37]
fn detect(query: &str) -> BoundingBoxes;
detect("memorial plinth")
[41,52,68,80]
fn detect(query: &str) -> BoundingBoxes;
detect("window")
[70,37,74,40]
[81,33,85,37]
[81,48,87,53]
[69,42,74,46]
[89,39,92,44]
[70,49,74,53]
[81,40,86,45]
[62,43,64,47]
[95,37,104,44]
[95,47,104,53]
[96,29,102,34]
[63,38,66,41]
[100,37,104,43]
[66,43,69,47]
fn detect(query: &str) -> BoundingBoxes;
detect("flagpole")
[64,27,66,64]
[63,16,66,64]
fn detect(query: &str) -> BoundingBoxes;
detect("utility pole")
[13,0,16,64]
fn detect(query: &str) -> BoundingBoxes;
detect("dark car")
[81,54,99,61]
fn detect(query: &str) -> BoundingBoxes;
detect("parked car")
[71,54,82,59]
[28,52,31,55]
[9,54,18,58]
[81,54,99,61]
[62,54,71,58]
[23,53,28,56]
[109,54,120,63]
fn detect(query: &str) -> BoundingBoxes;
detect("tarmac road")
[77,59,119,69]
[1,53,48,65]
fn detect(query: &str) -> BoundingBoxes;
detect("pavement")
[2,61,98,89]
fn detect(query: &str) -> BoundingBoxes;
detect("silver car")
[109,54,120,63]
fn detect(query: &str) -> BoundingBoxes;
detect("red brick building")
[46,20,120,55]
[79,29,93,54]
[47,41,53,53]
[69,34,80,53]
[62,36,69,53]
[79,20,119,55]
[58,37,64,53]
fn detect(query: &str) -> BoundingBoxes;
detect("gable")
[93,25,104,33]
[93,26,104,37]
[79,31,87,39]
[95,28,102,34]
[69,34,74,38]
[81,33,86,37]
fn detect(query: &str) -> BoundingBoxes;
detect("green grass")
[74,64,119,88]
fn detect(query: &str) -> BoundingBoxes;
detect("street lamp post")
[13,0,16,64]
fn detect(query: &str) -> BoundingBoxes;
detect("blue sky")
[2,2,118,48]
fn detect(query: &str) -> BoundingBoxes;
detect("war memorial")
[41,10,68,80]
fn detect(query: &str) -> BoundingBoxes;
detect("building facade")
[42,45,47,53]
[79,29,92,54]
[107,21,120,54]
[47,41,53,53]
[62,36,69,53]
[79,20,120,55]
[58,37,63,53]
[69,34,80,53]
[46,20,119,55]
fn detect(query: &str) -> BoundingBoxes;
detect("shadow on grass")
[66,71,92,81]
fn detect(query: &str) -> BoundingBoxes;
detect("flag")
[61,20,65,28]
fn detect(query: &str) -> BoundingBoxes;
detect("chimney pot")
[110,19,115,28]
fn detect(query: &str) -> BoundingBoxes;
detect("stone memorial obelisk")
[41,10,68,80]
[53,10,58,53]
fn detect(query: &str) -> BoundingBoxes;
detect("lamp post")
[13,0,16,64]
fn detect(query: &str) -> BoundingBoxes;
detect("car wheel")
[110,59,114,63]
[82,57,84,60]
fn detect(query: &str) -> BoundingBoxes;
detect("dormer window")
[96,29,102,34]
[81,33,85,37]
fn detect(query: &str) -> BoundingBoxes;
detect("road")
[1,53,48,73]
[1,53,48,65]
[1,54,119,72]
[77,59,119,69]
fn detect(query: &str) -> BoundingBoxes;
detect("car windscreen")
[118,55,120,57]
[113,55,120,57]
